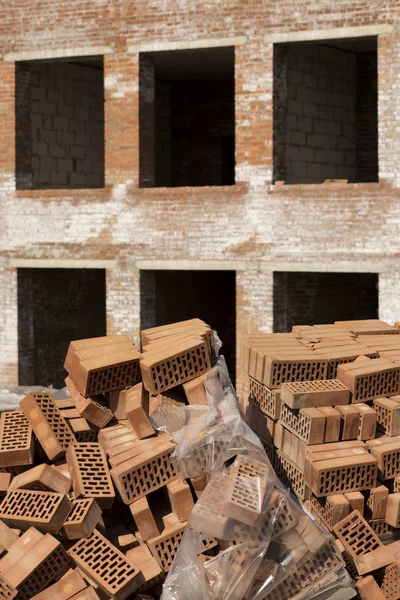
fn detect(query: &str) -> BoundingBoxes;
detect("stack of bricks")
[0,319,217,599]
[241,318,400,596]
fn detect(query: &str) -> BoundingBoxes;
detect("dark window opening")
[18,268,106,387]
[273,271,379,332]
[140,270,236,383]
[139,47,235,188]
[273,37,378,184]
[16,56,105,190]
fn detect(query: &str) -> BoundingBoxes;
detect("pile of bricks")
[0,318,216,600]
[241,318,400,598]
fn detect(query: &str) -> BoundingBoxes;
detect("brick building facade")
[0,1,399,387]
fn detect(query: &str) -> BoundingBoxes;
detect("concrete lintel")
[127,36,248,54]
[9,258,117,269]
[3,46,114,62]
[264,24,395,44]
[133,259,247,271]
[260,260,391,274]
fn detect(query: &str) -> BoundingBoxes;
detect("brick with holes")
[357,576,387,600]
[248,377,282,419]
[125,383,154,440]
[20,393,76,461]
[140,337,211,395]
[0,520,19,555]
[30,569,87,600]
[64,334,133,373]
[68,418,98,443]
[318,406,341,442]
[261,353,329,389]
[0,573,17,599]
[68,529,140,600]
[306,453,377,497]
[0,489,72,533]
[110,438,176,504]
[370,439,400,479]
[367,485,388,519]
[9,463,70,495]
[355,403,377,440]
[66,443,115,509]
[1,530,71,600]
[345,491,365,515]
[76,348,142,398]
[336,404,360,440]
[0,473,11,497]
[69,341,135,383]
[337,357,400,403]
[385,493,400,528]
[281,379,350,409]
[308,494,350,530]
[381,561,400,600]
[167,479,194,523]
[189,475,231,539]
[355,540,400,575]
[224,460,270,526]
[274,450,311,501]
[129,496,159,541]
[0,411,34,468]
[333,510,382,563]
[61,498,102,539]
[109,389,127,420]
[279,403,326,444]
[374,397,400,436]
[68,377,114,428]
[147,521,186,572]
[183,375,208,405]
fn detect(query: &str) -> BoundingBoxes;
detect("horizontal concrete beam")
[128,36,247,54]
[9,258,117,269]
[265,24,395,44]
[133,259,247,271]
[3,46,114,62]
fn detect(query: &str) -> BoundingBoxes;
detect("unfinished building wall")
[16,58,104,189]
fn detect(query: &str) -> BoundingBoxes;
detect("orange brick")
[167,479,194,522]
[129,497,159,541]
[125,384,154,440]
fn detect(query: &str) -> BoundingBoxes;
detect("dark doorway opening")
[273,271,379,332]
[140,270,236,382]
[18,268,106,387]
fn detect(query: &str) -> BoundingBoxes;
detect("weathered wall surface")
[1,1,400,385]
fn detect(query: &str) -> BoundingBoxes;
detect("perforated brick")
[357,575,387,600]
[76,348,142,397]
[368,518,391,537]
[374,397,400,436]
[0,573,17,599]
[129,496,159,541]
[125,383,155,440]
[9,463,70,495]
[306,453,377,497]
[385,493,400,528]
[62,498,102,539]
[274,451,310,501]
[30,569,87,600]
[20,393,76,461]
[110,442,176,504]
[262,354,328,389]
[367,485,388,520]
[74,395,113,429]
[308,494,350,530]
[68,529,140,600]
[337,358,400,403]
[66,443,115,509]
[280,404,326,444]
[267,488,298,540]
[140,338,211,394]
[224,460,270,526]
[281,379,350,409]
[0,489,72,533]
[147,521,186,572]
[190,475,231,539]
[382,561,400,600]
[0,411,34,468]
[248,377,281,419]
[370,440,400,479]
[333,510,382,560]
[356,403,377,440]
[336,405,360,440]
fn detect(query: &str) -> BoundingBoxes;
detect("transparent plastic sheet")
[152,358,354,600]
[0,385,55,412]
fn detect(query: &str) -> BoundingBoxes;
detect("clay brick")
[355,403,377,440]
[190,474,208,499]
[385,493,400,528]
[374,397,400,436]
[117,533,138,550]
[70,341,135,382]
[189,475,230,539]
[0,527,43,575]
[68,529,140,600]
[126,544,153,566]
[333,510,382,563]
[381,561,400,600]
[167,479,194,522]
[0,573,17,599]
[308,494,350,530]
[367,485,389,519]
[337,357,400,403]
[20,393,76,461]
[140,337,211,394]
[109,389,127,420]
[76,348,142,397]
[125,384,155,439]
[345,491,365,515]
[74,395,113,429]
[281,378,350,409]
[0,473,11,496]
[4,532,71,599]
[62,498,102,539]
[0,520,19,555]
[66,443,115,509]
[224,460,269,526]
[141,318,209,345]
[68,418,98,443]
[274,450,311,501]
[135,557,164,593]
[336,404,360,440]
[368,518,391,537]
[370,440,400,479]
[0,411,34,468]
[0,489,72,533]
[248,377,281,419]
[9,463,70,495]
[357,575,387,600]
[306,453,377,497]
[305,439,366,454]
[30,569,87,600]
[314,344,379,379]
[355,540,400,575]
[110,441,176,504]
[261,353,328,389]
[280,403,326,444]
[318,406,341,442]
[395,476,400,493]
[64,335,133,373]
[183,375,208,405]
[147,521,186,572]
[129,497,159,541]
[54,398,76,410]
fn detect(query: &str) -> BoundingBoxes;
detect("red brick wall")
[1,1,400,387]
